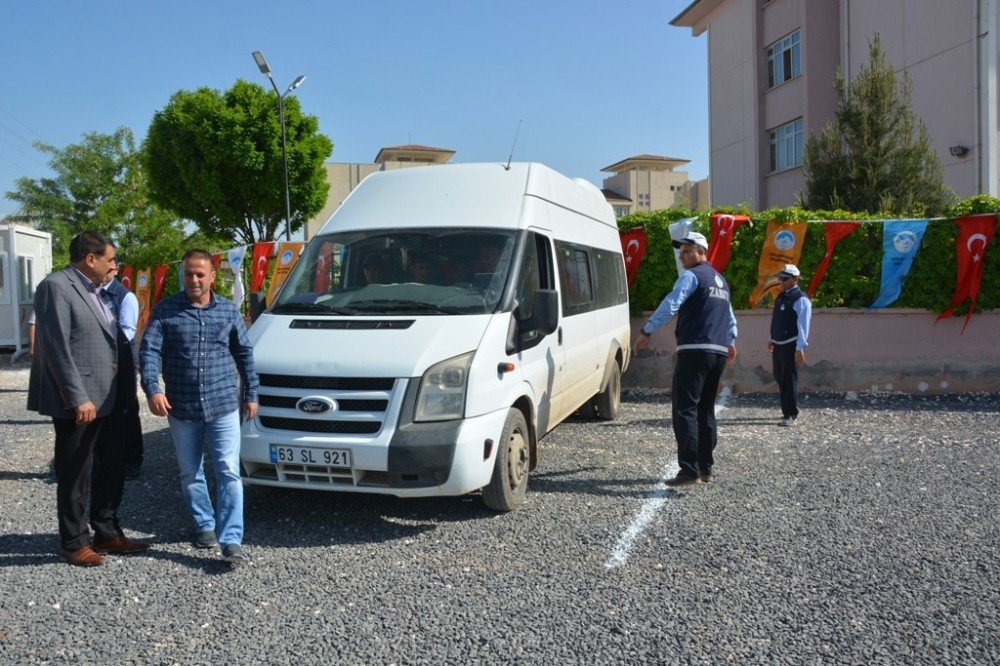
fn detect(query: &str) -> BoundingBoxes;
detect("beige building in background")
[671,0,999,209]
[600,154,710,217]
[305,144,455,239]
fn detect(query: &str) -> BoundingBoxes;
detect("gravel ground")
[1,360,998,665]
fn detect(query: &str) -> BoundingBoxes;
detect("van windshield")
[270,228,517,315]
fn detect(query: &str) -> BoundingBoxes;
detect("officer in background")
[768,264,812,426]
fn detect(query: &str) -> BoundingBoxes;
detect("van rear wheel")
[482,408,530,512]
[595,362,621,421]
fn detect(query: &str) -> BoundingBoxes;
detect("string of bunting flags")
[619,212,997,333]
[118,241,305,336]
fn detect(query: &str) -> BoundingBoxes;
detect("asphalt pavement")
[1,362,998,664]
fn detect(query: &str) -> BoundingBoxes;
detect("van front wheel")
[482,409,530,512]
[596,362,621,421]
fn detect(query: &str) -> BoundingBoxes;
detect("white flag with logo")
[668,217,696,276]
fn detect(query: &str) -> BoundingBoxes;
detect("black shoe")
[195,530,218,549]
[124,463,142,480]
[664,472,702,487]
[222,543,247,568]
[699,473,713,483]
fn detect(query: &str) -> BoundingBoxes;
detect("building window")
[613,205,631,218]
[18,255,34,302]
[767,30,801,88]
[769,118,803,173]
[638,193,650,209]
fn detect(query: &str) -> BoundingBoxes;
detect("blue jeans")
[167,410,243,547]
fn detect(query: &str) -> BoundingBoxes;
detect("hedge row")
[618,195,1000,316]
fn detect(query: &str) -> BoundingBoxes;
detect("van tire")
[595,362,621,421]
[482,408,530,512]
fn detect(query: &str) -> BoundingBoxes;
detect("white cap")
[671,232,709,251]
[775,264,800,278]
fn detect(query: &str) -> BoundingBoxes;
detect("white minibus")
[241,162,630,510]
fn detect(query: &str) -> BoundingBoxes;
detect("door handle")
[558,326,563,345]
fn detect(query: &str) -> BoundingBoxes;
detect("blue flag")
[869,219,928,309]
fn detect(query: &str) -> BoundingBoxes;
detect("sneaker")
[195,530,218,549]
[780,416,797,427]
[222,543,247,568]
[664,472,702,487]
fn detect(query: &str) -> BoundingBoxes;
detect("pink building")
[671,0,999,208]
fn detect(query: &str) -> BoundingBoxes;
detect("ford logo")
[296,397,337,414]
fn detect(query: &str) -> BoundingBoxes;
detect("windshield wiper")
[270,302,357,315]
[348,299,457,315]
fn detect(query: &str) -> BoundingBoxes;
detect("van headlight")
[414,351,474,422]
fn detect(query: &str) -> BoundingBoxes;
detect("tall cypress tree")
[802,34,952,216]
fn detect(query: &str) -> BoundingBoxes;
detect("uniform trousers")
[671,351,728,478]
[771,342,799,419]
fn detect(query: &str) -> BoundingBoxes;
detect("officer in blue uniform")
[768,264,812,426]
[633,232,738,486]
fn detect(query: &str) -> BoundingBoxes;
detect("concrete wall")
[625,309,1000,393]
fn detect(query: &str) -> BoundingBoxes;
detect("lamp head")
[252,51,271,75]
[288,75,307,92]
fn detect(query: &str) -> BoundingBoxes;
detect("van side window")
[555,242,593,316]
[515,233,554,319]
[592,249,627,308]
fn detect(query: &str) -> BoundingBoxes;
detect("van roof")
[318,162,616,234]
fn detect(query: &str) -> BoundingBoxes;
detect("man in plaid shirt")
[140,249,259,568]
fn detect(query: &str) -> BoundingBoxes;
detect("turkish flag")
[152,264,169,305]
[807,221,861,297]
[620,227,648,286]
[936,213,997,333]
[250,242,274,292]
[707,214,750,272]
[120,265,135,292]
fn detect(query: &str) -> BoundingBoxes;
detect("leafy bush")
[620,195,1000,316]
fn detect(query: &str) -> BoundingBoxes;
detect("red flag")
[152,264,169,305]
[250,242,274,292]
[313,242,334,292]
[619,227,648,286]
[120,265,135,292]
[936,213,997,333]
[807,221,861,297]
[707,214,750,272]
[212,253,222,272]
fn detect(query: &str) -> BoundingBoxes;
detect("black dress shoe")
[664,472,702,487]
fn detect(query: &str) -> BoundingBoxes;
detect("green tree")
[5,127,188,268]
[802,34,952,216]
[144,80,333,245]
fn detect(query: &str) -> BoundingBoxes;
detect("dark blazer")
[27,266,119,419]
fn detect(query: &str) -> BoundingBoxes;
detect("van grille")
[255,374,401,436]
[258,395,388,412]
[258,416,382,434]
[259,374,394,390]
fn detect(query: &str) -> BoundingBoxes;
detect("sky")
[0,1,708,219]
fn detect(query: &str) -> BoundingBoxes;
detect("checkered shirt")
[139,291,259,423]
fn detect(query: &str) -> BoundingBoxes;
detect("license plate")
[270,445,352,468]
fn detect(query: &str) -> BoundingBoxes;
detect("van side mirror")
[507,289,560,354]
[532,289,559,336]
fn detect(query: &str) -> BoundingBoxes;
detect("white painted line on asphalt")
[604,385,732,570]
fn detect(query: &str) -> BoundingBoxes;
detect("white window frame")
[769,118,804,173]
[767,30,801,89]
[0,254,9,305]
[18,254,35,303]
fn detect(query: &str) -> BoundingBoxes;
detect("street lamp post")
[252,51,306,241]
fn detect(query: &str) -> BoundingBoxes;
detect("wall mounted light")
[949,145,970,157]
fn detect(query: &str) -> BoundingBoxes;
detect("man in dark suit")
[28,231,149,566]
